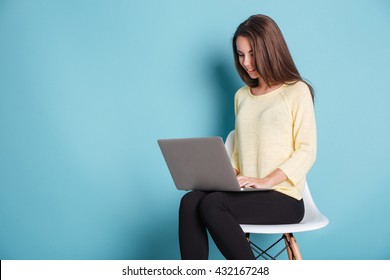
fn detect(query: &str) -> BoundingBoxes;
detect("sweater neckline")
[246,84,287,98]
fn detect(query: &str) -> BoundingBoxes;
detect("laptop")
[157,136,269,192]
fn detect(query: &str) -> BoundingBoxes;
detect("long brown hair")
[232,15,314,101]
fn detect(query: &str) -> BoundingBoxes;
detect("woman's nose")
[243,55,253,67]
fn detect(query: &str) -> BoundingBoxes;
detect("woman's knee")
[198,192,229,218]
[180,191,208,211]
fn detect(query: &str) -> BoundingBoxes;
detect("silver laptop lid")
[157,137,241,192]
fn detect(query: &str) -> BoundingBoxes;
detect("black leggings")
[179,190,304,260]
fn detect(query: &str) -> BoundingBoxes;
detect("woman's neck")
[251,80,283,96]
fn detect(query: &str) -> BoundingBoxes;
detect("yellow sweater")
[230,81,317,200]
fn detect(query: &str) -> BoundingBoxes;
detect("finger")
[239,181,249,188]
[237,176,246,183]
[237,177,247,185]
[241,181,254,188]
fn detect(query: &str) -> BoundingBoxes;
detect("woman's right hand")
[237,175,273,190]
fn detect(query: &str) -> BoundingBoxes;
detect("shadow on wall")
[207,53,241,139]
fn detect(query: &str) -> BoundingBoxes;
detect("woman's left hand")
[237,175,273,190]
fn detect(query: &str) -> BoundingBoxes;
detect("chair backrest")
[224,130,235,157]
[224,130,328,226]
[300,181,322,223]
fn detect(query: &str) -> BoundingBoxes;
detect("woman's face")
[236,36,260,80]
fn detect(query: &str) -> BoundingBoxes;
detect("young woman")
[179,14,316,260]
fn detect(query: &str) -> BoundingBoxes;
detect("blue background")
[1,0,389,260]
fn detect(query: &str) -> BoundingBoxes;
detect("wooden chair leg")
[283,233,302,260]
[289,234,302,260]
[283,234,293,260]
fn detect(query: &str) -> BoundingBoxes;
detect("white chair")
[225,130,329,260]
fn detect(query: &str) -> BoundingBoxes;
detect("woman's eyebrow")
[237,49,253,54]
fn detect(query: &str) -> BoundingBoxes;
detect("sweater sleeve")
[278,84,317,185]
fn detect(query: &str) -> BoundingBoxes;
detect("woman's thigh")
[200,191,304,224]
